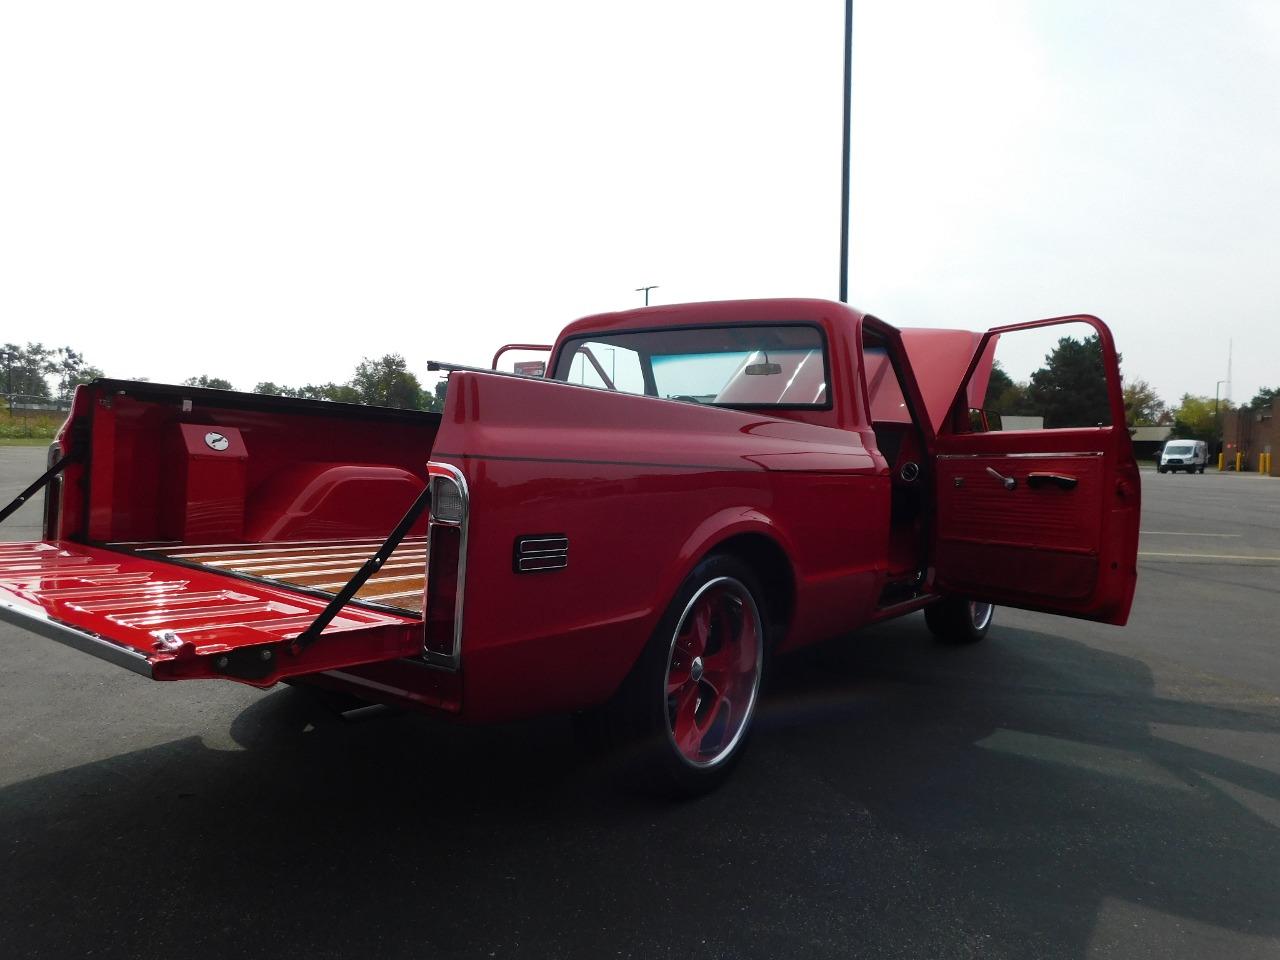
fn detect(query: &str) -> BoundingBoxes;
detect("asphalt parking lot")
[2,445,1278,960]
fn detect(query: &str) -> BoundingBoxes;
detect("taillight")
[423,469,468,663]
[43,443,63,539]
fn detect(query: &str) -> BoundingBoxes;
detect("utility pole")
[1226,339,1232,405]
[1215,379,1227,453]
[635,285,658,306]
[838,0,853,303]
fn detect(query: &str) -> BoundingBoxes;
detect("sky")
[2,0,1278,406]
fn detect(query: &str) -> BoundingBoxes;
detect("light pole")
[635,285,658,306]
[1214,378,1227,453]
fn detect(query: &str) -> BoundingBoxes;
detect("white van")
[1159,439,1208,474]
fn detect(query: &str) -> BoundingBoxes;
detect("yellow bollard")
[1262,454,1267,474]
[1218,452,1225,471]
[1236,451,1244,472]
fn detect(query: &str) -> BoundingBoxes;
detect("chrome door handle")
[1027,472,1078,491]
[985,467,1017,491]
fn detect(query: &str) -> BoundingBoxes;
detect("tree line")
[1,343,104,400]
[983,333,1278,441]
[249,354,446,413]
[7,337,1277,431]
[2,343,444,413]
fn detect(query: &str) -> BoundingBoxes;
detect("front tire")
[612,554,768,797]
[925,597,994,645]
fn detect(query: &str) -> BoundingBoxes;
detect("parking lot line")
[1138,551,1280,562]
[1140,531,1241,537]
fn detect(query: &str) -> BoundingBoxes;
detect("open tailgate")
[0,540,422,686]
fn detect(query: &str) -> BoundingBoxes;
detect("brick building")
[1222,396,1278,475]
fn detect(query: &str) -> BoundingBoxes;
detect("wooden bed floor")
[138,537,428,613]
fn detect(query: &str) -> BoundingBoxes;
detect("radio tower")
[1226,339,1233,404]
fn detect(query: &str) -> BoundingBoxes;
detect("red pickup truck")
[0,299,1140,794]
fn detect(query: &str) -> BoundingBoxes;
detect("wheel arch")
[705,531,796,645]
[663,508,799,648]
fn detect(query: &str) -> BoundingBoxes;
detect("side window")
[972,321,1114,431]
[563,342,646,395]
[862,341,911,424]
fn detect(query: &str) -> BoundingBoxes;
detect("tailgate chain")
[0,449,78,526]
[287,483,434,655]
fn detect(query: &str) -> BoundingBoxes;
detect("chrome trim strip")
[516,537,569,554]
[143,537,399,556]
[513,535,568,574]
[422,461,469,670]
[517,555,568,573]
[0,598,154,678]
[936,451,1104,460]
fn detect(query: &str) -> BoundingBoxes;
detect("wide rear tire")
[925,597,994,645]
[609,554,769,798]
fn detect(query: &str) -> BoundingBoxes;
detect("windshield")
[1165,444,1194,455]
[552,324,829,408]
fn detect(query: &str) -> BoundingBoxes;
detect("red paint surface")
[6,300,1139,724]
[68,384,439,545]
[0,541,420,686]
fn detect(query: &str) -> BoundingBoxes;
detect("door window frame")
[941,314,1126,438]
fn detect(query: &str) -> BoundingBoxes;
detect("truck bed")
[135,537,428,613]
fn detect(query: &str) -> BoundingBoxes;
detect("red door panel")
[931,316,1140,625]
[936,445,1115,605]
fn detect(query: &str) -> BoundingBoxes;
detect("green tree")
[422,377,448,413]
[301,382,362,403]
[351,354,422,409]
[1247,386,1278,411]
[63,365,104,395]
[1170,394,1221,440]
[183,375,235,390]
[1122,377,1165,426]
[51,347,104,398]
[253,380,362,403]
[1025,334,1112,428]
[1,343,56,398]
[983,361,1032,416]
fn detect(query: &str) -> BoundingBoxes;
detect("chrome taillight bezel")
[421,462,469,669]
[43,442,63,539]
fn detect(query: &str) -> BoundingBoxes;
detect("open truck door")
[931,315,1140,624]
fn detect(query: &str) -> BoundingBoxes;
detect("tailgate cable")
[289,483,434,655]
[0,449,79,526]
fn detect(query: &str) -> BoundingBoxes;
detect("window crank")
[985,466,1017,491]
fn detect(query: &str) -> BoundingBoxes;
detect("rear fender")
[659,508,798,637]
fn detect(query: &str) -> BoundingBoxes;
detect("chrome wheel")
[664,576,763,768]
[969,601,994,632]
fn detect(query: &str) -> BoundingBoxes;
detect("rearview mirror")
[744,362,783,376]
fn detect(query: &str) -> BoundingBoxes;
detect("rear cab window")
[552,324,830,409]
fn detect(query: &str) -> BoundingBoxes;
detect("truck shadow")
[2,616,1279,960]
